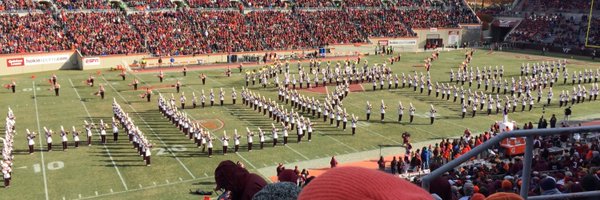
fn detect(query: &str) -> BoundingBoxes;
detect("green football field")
[1,49,599,200]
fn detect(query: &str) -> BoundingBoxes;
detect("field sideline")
[1,49,599,200]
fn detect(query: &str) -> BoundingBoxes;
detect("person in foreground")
[215,160,267,200]
[297,166,434,200]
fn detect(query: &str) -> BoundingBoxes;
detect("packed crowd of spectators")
[376,116,600,200]
[0,0,38,11]
[61,12,145,56]
[245,11,306,50]
[186,0,238,8]
[190,11,256,53]
[550,15,587,48]
[524,0,595,12]
[0,13,71,54]
[55,0,112,10]
[343,0,383,7]
[243,0,286,8]
[390,0,430,7]
[128,11,207,56]
[293,0,334,8]
[123,0,174,10]
[588,18,600,46]
[0,2,480,55]
[295,10,365,46]
[350,9,415,37]
[401,8,475,29]
[507,14,562,44]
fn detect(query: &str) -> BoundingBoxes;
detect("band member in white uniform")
[100,120,107,144]
[409,103,416,123]
[246,128,254,151]
[72,126,80,148]
[44,127,53,152]
[85,120,93,146]
[365,101,372,121]
[207,135,213,158]
[380,100,386,122]
[259,128,265,149]
[26,129,35,154]
[281,122,289,145]
[112,118,119,142]
[272,124,278,147]
[233,129,241,152]
[351,114,358,136]
[430,105,437,124]
[60,126,68,151]
[398,101,404,122]
[221,131,229,155]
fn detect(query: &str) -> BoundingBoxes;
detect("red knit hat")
[298,167,433,200]
[485,192,524,200]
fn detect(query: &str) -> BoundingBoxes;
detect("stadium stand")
[587,18,600,46]
[524,0,593,12]
[293,0,334,8]
[186,0,239,8]
[295,10,365,45]
[190,10,253,53]
[343,0,383,8]
[0,0,480,55]
[123,0,174,10]
[0,0,39,10]
[401,8,477,29]
[242,0,286,8]
[60,12,146,56]
[349,9,415,37]
[0,13,71,54]
[128,11,206,56]
[507,14,561,44]
[54,0,112,10]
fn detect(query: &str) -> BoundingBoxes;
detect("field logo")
[83,57,101,66]
[6,58,24,67]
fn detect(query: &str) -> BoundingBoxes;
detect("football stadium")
[1,0,600,200]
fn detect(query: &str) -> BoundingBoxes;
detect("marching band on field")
[3,109,15,188]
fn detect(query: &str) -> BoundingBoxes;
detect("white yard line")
[77,176,214,200]
[68,79,129,191]
[32,81,50,200]
[101,76,196,179]
[126,71,260,171]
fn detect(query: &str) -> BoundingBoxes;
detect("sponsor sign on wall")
[24,54,70,66]
[388,40,417,46]
[6,54,71,67]
[378,40,389,46]
[83,57,101,66]
[6,58,24,67]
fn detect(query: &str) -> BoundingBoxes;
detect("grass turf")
[1,49,599,200]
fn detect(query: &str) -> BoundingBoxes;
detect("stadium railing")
[420,125,600,199]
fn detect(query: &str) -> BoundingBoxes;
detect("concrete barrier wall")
[0,50,79,76]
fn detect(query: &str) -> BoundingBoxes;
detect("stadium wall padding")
[0,50,79,76]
